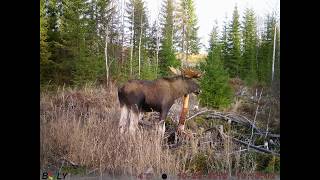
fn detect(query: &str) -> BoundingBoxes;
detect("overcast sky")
[144,0,280,53]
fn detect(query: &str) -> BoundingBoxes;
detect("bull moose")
[118,67,202,135]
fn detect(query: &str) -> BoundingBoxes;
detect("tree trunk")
[138,13,142,79]
[156,19,159,77]
[105,25,109,86]
[272,25,276,82]
[181,24,185,68]
[130,5,134,77]
[120,0,125,64]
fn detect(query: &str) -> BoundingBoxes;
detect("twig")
[255,132,280,138]
[250,88,263,144]
[229,148,249,155]
[186,110,217,121]
[265,105,272,138]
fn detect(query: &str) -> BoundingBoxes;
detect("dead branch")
[204,126,280,156]
[231,137,280,157]
[186,109,265,134]
[186,110,217,121]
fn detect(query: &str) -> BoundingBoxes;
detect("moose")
[118,67,202,135]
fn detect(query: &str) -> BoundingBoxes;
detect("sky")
[144,0,280,53]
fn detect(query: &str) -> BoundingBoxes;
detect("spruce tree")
[199,24,233,109]
[221,15,229,67]
[241,8,258,85]
[225,5,241,78]
[159,0,180,76]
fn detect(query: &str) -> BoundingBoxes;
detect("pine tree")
[199,24,233,109]
[241,8,258,85]
[225,5,241,78]
[221,15,229,67]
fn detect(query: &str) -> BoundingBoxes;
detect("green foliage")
[256,154,280,173]
[40,0,279,100]
[72,56,105,85]
[140,57,158,80]
[159,42,180,76]
[256,14,279,87]
[188,152,209,173]
[199,25,233,109]
[40,0,51,84]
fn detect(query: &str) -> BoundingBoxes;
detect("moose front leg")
[178,94,189,132]
[177,94,193,139]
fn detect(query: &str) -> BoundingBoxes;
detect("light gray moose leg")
[119,105,129,133]
[157,120,166,138]
[128,106,140,134]
[158,108,169,138]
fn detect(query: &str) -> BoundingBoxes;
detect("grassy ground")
[40,82,279,177]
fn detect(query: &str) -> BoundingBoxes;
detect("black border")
[280,1,318,179]
[1,0,39,179]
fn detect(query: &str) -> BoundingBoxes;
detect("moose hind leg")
[119,105,129,133]
[157,120,166,139]
[128,107,140,134]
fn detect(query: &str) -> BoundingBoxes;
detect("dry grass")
[40,83,182,176]
[40,83,263,177]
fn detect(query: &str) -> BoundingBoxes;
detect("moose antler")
[181,68,202,78]
[169,66,181,75]
[169,66,202,78]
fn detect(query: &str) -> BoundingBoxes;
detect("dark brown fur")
[118,75,200,122]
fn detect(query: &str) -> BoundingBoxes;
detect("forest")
[40,0,280,178]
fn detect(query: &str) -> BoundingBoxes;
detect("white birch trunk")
[138,13,142,79]
[272,25,276,82]
[130,5,134,76]
[156,18,159,77]
[105,25,109,86]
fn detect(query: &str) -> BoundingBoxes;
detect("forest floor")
[40,80,280,179]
